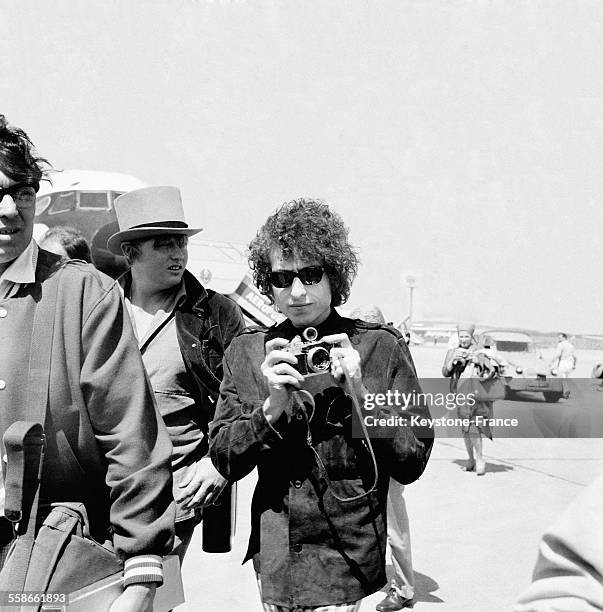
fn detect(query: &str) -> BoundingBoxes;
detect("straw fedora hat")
[107,186,202,255]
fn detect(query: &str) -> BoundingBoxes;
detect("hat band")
[129,221,189,230]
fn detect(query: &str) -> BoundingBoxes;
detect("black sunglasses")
[268,266,324,288]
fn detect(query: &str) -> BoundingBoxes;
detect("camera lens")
[303,327,319,342]
[306,346,331,373]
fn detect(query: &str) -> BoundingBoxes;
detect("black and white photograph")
[1,1,602,611]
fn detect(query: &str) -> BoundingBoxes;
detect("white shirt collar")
[0,239,38,285]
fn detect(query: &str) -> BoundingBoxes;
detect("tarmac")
[178,345,603,612]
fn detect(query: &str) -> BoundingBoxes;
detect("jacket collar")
[117,267,208,314]
[1,239,37,285]
[269,308,355,342]
[181,269,208,314]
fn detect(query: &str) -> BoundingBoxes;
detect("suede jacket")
[209,309,434,608]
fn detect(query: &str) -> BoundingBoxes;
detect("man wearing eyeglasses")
[210,198,433,611]
[0,116,174,611]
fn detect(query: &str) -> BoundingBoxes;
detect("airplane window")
[79,192,110,209]
[49,191,76,215]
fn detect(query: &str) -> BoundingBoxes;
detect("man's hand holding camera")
[322,333,367,401]
[261,337,305,424]
[261,332,366,425]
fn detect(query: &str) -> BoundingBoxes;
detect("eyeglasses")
[0,183,37,209]
[268,266,324,288]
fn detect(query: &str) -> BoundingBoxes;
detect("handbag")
[1,490,123,596]
[0,268,124,611]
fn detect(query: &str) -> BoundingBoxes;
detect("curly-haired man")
[210,198,433,611]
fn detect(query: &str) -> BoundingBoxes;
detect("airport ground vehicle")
[479,330,564,402]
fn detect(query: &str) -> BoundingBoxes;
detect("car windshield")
[496,341,533,352]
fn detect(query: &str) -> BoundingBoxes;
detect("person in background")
[107,186,245,567]
[349,305,416,612]
[550,333,576,399]
[0,115,174,612]
[210,199,433,611]
[38,225,91,262]
[442,323,490,475]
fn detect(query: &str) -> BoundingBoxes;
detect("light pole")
[404,274,416,326]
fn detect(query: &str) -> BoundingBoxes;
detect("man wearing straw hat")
[107,186,244,564]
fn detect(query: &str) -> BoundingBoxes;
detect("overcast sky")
[2,0,601,333]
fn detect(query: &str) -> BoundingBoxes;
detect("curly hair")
[248,198,359,307]
[0,114,50,190]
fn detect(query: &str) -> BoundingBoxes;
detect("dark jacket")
[175,270,245,434]
[209,309,434,607]
[0,249,175,559]
[119,269,245,451]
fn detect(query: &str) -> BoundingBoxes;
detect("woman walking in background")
[442,324,502,476]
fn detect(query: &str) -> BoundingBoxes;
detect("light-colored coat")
[0,249,175,560]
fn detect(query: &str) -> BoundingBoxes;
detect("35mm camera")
[286,327,338,377]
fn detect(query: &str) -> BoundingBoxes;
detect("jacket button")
[0,308,6,318]
[0,380,6,390]
[292,543,302,553]
[293,480,302,489]
[191,343,197,348]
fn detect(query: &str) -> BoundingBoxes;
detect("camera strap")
[291,367,379,504]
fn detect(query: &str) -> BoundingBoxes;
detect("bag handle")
[25,268,59,426]
[3,423,45,526]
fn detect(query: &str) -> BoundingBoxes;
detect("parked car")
[479,330,564,402]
